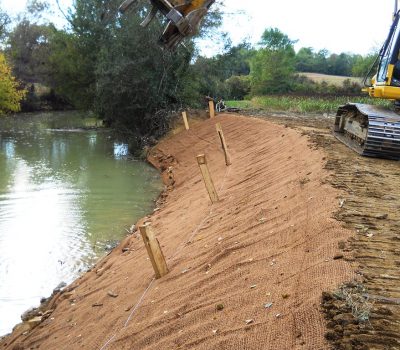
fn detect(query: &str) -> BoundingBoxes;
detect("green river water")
[0,111,162,336]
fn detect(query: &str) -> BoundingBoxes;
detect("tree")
[225,75,250,100]
[7,20,54,84]
[0,7,10,43]
[352,53,377,77]
[295,47,315,72]
[0,53,26,114]
[326,53,354,76]
[259,27,297,50]
[94,13,194,142]
[250,28,296,95]
[189,41,254,100]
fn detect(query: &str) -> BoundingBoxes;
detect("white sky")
[0,0,396,55]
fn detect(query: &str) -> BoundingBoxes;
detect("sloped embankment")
[1,114,354,350]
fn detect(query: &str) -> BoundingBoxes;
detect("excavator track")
[334,103,400,160]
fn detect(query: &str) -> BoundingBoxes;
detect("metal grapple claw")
[119,0,215,50]
[119,0,139,14]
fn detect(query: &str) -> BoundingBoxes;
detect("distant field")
[298,72,363,87]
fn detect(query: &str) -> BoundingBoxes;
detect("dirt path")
[1,114,355,350]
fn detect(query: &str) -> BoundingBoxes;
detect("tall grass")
[226,96,392,114]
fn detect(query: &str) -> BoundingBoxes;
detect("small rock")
[21,307,39,322]
[42,309,54,320]
[333,254,344,260]
[27,316,42,329]
[264,302,273,309]
[376,213,388,220]
[40,296,50,304]
[250,285,257,289]
[107,291,118,298]
[53,282,67,293]
[61,291,75,301]
[216,304,224,311]
[92,303,103,307]
[245,319,254,325]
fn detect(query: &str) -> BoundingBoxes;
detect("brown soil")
[246,111,400,349]
[0,113,365,350]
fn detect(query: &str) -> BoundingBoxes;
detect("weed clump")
[332,283,373,323]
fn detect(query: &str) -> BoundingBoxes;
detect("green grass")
[226,96,392,114]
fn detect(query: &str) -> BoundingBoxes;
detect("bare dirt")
[0,112,397,350]
[246,110,400,349]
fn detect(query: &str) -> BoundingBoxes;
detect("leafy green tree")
[326,53,355,76]
[259,27,296,50]
[48,29,97,109]
[295,47,315,72]
[225,75,250,100]
[352,53,377,77]
[250,28,296,95]
[7,20,54,83]
[189,41,254,100]
[94,13,194,142]
[0,53,26,114]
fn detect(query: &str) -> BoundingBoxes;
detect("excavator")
[120,0,400,160]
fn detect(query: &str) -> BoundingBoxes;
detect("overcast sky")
[1,0,396,55]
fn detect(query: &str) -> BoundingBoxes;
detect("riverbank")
[1,114,355,349]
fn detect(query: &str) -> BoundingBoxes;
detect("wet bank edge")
[0,148,173,343]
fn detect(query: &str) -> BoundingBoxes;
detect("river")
[0,111,162,336]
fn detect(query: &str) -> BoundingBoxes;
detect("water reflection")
[113,143,129,159]
[0,112,162,335]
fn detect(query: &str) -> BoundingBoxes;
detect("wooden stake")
[182,111,189,130]
[209,100,215,118]
[216,123,232,166]
[139,223,169,279]
[196,154,219,203]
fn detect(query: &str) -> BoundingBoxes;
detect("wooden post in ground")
[196,154,219,203]
[182,111,190,130]
[209,100,215,118]
[216,123,232,166]
[139,223,169,279]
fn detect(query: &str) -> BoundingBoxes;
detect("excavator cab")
[366,8,400,99]
[119,0,215,50]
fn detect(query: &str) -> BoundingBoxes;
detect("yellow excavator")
[334,0,400,159]
[119,0,215,49]
[120,0,400,159]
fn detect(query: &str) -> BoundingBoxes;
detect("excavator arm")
[119,0,215,49]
